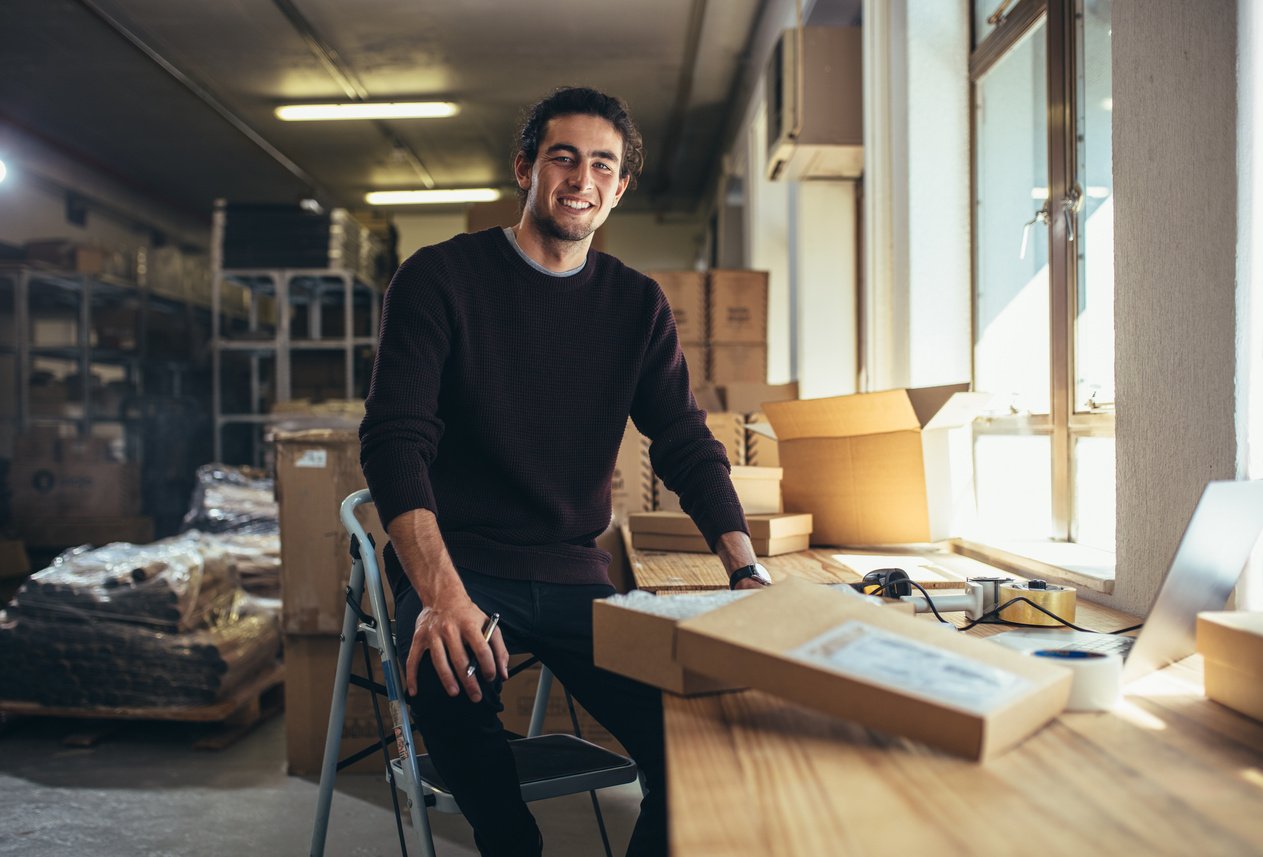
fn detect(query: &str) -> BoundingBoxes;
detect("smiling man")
[360,87,766,857]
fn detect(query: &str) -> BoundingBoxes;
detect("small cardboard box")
[761,384,992,545]
[1197,611,1263,721]
[10,460,141,521]
[675,578,1072,760]
[655,462,779,516]
[629,511,811,557]
[283,634,397,776]
[594,593,749,696]
[708,270,768,343]
[650,271,708,344]
[274,429,390,635]
[711,344,768,385]
[719,382,798,414]
[612,419,654,526]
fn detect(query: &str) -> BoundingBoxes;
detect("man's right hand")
[405,593,509,702]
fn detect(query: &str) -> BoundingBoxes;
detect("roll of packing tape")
[998,581,1077,626]
[1033,649,1122,712]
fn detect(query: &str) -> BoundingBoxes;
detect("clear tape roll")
[1033,649,1122,712]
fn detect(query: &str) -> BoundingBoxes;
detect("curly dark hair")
[515,87,645,200]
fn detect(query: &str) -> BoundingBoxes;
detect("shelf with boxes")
[210,202,390,466]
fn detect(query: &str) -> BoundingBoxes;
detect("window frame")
[969,0,1113,546]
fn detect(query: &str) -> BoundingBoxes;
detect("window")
[969,0,1115,557]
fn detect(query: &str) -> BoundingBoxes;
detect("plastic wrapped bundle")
[212,531,281,598]
[180,464,278,535]
[8,534,239,633]
[0,590,281,708]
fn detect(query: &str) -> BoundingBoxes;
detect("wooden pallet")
[0,662,285,750]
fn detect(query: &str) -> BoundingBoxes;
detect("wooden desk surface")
[623,528,1003,594]
[627,543,1263,855]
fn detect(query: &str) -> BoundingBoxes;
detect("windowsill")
[947,538,1116,594]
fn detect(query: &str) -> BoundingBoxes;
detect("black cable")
[867,580,1145,636]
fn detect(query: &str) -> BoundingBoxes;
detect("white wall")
[1240,0,1263,610]
[1114,0,1241,615]
[795,181,859,398]
[862,0,971,391]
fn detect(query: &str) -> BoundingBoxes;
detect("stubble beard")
[526,195,596,244]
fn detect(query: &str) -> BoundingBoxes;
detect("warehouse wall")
[0,124,209,257]
[1113,0,1242,615]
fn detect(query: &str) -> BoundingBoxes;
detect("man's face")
[515,113,630,243]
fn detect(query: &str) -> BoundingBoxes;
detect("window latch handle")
[1061,184,1085,242]
[1020,201,1050,259]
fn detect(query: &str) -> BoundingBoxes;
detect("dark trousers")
[389,558,667,857]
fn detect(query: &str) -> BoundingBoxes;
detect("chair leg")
[527,666,554,738]
[310,558,367,857]
[562,685,616,857]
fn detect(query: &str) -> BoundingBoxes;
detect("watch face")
[752,564,772,584]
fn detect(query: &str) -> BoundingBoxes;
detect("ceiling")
[0,0,782,222]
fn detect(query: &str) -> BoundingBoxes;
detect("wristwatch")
[729,562,772,589]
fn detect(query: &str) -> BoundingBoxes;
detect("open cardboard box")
[674,578,1071,760]
[759,384,994,545]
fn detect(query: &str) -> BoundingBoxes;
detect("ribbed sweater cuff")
[364,457,437,531]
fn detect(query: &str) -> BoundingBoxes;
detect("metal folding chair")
[310,489,639,857]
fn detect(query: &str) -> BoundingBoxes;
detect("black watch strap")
[729,563,770,590]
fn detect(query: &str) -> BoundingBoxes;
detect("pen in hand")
[466,612,500,678]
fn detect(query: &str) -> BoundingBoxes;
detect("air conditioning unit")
[765,26,863,181]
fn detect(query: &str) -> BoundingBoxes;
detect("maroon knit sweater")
[360,228,747,586]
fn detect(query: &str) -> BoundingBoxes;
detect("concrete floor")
[0,714,642,856]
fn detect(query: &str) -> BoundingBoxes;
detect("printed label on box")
[296,449,328,469]
[789,621,1033,716]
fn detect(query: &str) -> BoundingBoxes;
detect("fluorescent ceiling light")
[366,188,502,206]
[275,101,459,121]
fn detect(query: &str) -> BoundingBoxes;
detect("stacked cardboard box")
[709,270,769,385]
[274,429,391,775]
[629,511,813,556]
[10,433,152,548]
[648,271,708,388]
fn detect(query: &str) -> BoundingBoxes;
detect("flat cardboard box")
[612,419,654,525]
[708,270,769,343]
[650,270,708,343]
[761,384,993,545]
[675,578,1071,760]
[720,381,798,415]
[1197,611,1263,721]
[274,429,391,635]
[629,511,812,556]
[633,531,810,556]
[593,594,748,696]
[710,344,768,385]
[655,463,779,515]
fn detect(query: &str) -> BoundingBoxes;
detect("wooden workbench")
[624,541,1263,855]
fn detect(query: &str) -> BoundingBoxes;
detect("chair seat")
[391,734,638,804]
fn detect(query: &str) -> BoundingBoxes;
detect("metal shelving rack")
[0,265,146,440]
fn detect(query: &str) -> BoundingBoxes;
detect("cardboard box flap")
[922,391,994,431]
[905,383,972,428]
[763,390,924,440]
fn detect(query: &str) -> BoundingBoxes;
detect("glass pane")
[1073,435,1115,550]
[973,433,1054,539]
[1074,0,1114,411]
[973,0,1006,47]
[974,20,1050,414]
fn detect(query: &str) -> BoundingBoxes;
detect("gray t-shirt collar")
[502,227,586,277]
